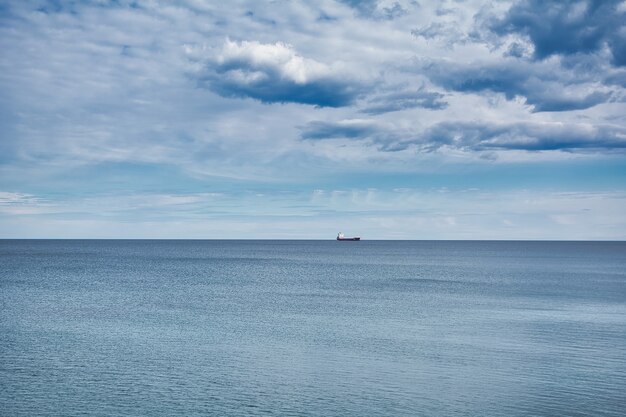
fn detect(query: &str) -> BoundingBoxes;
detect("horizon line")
[1,238,625,242]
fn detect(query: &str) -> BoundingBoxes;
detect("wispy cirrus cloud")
[0,192,40,205]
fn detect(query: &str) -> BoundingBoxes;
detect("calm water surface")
[1,240,625,416]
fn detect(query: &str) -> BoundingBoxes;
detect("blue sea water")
[1,240,625,416]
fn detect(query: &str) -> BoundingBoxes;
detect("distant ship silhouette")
[336,232,360,241]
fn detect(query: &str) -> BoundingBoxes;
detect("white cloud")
[192,39,367,107]
[218,39,329,84]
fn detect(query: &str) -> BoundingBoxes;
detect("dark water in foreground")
[1,240,625,416]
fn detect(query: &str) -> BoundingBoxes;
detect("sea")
[1,240,625,416]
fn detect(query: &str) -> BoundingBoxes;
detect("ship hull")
[337,237,360,241]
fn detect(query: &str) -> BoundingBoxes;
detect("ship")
[337,232,360,241]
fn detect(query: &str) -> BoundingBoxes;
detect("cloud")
[300,120,380,140]
[300,119,412,152]
[606,70,626,88]
[302,119,626,153]
[194,39,365,107]
[411,23,445,40]
[424,58,613,112]
[504,42,530,58]
[361,87,448,114]
[338,0,409,20]
[418,121,626,152]
[488,0,626,66]
[0,191,40,205]
[411,22,469,46]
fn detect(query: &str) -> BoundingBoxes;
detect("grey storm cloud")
[489,0,626,66]
[196,40,366,107]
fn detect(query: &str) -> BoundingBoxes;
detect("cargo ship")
[337,232,360,241]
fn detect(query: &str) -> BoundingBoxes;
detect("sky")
[1,0,625,239]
